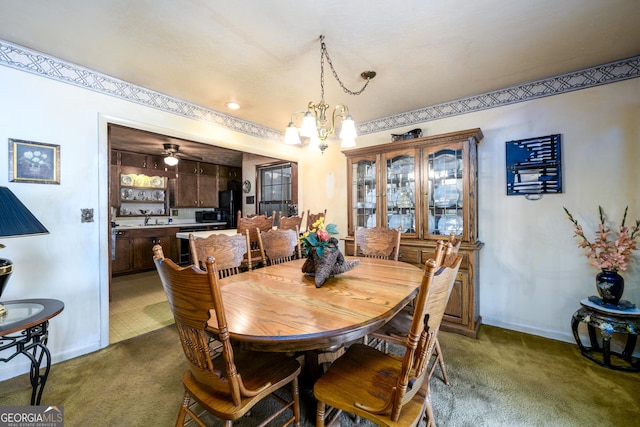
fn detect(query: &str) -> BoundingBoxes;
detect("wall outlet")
[171,209,179,216]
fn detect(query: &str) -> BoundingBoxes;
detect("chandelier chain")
[320,37,372,98]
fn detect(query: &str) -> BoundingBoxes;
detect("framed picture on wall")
[8,138,61,184]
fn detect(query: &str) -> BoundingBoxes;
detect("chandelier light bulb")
[284,123,302,145]
[309,134,321,149]
[339,115,357,140]
[300,112,317,138]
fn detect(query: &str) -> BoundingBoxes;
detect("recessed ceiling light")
[225,102,240,110]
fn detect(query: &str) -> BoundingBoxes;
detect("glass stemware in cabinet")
[351,159,377,229]
[428,149,463,236]
[385,153,416,234]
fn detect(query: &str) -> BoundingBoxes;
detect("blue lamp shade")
[0,186,49,238]
[0,186,49,315]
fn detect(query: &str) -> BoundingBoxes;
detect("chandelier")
[285,35,376,153]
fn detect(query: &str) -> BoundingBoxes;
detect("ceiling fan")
[161,143,182,166]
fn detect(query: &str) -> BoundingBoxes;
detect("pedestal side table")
[0,298,64,404]
[571,298,640,372]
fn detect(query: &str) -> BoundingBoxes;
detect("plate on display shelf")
[121,188,133,200]
[134,174,151,187]
[428,213,435,231]
[152,190,164,201]
[150,176,164,188]
[120,174,134,186]
[436,214,463,235]
[432,153,457,172]
[366,214,376,228]
[433,184,459,208]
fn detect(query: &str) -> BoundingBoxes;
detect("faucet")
[144,215,151,226]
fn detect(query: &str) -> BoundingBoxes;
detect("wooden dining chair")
[257,227,301,266]
[236,210,275,267]
[152,245,301,427]
[367,233,461,386]
[278,211,305,232]
[314,243,462,427]
[353,226,402,261]
[188,232,251,278]
[306,209,327,232]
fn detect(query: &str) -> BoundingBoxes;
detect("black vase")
[595,269,624,305]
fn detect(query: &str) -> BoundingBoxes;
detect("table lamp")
[0,186,49,316]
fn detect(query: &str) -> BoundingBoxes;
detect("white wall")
[1,61,638,381]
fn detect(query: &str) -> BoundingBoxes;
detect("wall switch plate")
[246,196,254,204]
[171,209,179,216]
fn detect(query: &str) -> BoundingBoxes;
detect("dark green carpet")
[0,325,638,426]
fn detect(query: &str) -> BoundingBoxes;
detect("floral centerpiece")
[564,205,640,306]
[299,217,359,288]
[299,217,339,257]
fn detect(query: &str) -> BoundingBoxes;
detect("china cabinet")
[344,128,483,337]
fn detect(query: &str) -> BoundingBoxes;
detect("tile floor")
[109,270,174,343]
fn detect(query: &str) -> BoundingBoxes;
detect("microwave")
[195,210,220,223]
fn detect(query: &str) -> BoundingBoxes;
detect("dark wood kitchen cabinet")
[171,160,219,208]
[112,227,179,275]
[115,150,168,171]
[218,165,242,191]
[112,229,132,274]
[132,228,178,271]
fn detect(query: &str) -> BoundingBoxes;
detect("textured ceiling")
[1,1,639,160]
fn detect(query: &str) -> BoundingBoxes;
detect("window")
[258,162,297,222]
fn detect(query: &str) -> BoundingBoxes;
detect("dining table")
[208,257,425,377]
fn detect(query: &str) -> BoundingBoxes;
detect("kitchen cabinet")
[112,227,179,275]
[112,229,132,274]
[110,165,121,209]
[115,150,170,171]
[171,160,219,208]
[218,165,242,191]
[343,128,484,337]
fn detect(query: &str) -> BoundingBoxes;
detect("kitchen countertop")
[114,221,227,231]
[175,229,239,239]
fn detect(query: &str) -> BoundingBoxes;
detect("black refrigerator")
[219,182,242,229]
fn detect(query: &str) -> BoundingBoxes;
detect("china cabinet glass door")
[350,156,378,230]
[384,150,417,236]
[424,144,464,237]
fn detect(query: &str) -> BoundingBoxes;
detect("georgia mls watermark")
[0,406,63,427]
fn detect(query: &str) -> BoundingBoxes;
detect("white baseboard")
[0,342,102,382]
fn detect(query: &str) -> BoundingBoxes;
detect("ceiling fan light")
[164,154,179,166]
[300,111,317,138]
[284,122,302,145]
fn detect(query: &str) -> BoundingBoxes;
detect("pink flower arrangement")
[564,206,640,272]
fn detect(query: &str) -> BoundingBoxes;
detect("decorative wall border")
[358,55,640,135]
[0,40,282,142]
[1,39,638,140]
